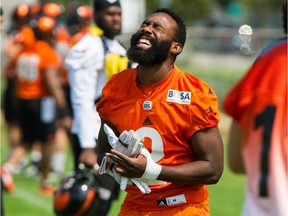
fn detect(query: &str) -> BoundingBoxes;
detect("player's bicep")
[190,126,224,172]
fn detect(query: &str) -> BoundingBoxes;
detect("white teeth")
[139,38,150,45]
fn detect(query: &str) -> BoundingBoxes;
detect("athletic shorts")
[3,79,20,123]
[119,198,210,216]
[18,98,56,146]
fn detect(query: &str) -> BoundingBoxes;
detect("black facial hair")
[96,15,121,36]
[127,32,172,65]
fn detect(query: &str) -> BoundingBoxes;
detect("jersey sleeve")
[222,80,250,123]
[189,81,220,136]
[96,69,133,121]
[96,74,118,120]
[223,40,287,124]
[38,42,61,69]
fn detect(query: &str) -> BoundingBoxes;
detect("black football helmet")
[66,4,92,35]
[30,14,57,45]
[11,3,31,30]
[53,165,99,216]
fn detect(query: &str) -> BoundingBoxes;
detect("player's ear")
[171,41,182,55]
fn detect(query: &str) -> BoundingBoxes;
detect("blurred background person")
[22,2,72,180]
[0,4,3,32]
[1,13,71,195]
[41,2,72,181]
[1,3,33,178]
[66,4,93,47]
[59,0,133,215]
[222,1,287,215]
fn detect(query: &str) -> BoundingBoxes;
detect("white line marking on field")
[12,188,53,213]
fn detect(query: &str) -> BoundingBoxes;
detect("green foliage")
[240,0,283,27]
[146,0,213,25]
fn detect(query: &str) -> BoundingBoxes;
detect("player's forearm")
[227,120,246,173]
[45,68,67,108]
[159,160,222,185]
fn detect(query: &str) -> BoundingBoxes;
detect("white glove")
[99,156,151,194]
[104,124,144,190]
[104,124,143,157]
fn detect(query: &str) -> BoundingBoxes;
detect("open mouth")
[136,38,152,49]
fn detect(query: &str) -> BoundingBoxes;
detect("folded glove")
[99,156,151,194]
[104,124,143,157]
[104,124,145,191]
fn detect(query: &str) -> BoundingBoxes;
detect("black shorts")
[3,79,20,123]
[62,84,73,118]
[18,98,56,147]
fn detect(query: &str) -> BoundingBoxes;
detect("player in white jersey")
[62,0,131,215]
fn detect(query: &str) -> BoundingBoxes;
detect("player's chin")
[111,27,121,35]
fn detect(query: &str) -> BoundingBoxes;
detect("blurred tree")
[240,0,282,27]
[146,0,214,25]
[217,0,234,8]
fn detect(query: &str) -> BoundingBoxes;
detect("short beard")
[127,33,172,65]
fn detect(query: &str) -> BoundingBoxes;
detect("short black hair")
[153,8,186,47]
[0,6,3,16]
[93,0,121,12]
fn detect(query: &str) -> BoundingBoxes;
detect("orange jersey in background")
[223,41,287,216]
[97,65,220,211]
[3,26,35,79]
[16,40,61,99]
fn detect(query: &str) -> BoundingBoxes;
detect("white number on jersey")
[17,54,39,81]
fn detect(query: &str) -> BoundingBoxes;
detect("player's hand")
[79,148,98,169]
[104,124,143,157]
[107,148,162,180]
[99,155,151,194]
[55,116,72,131]
[99,156,122,183]
[106,149,147,179]
[104,124,144,190]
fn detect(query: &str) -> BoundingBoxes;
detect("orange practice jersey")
[3,26,35,79]
[16,40,61,99]
[223,40,287,216]
[97,65,220,211]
